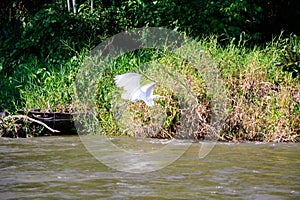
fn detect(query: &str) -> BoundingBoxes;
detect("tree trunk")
[66,0,71,12]
[72,0,77,13]
[91,0,94,13]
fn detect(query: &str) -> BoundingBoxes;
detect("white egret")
[114,73,162,106]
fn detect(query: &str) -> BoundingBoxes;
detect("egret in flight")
[114,73,161,106]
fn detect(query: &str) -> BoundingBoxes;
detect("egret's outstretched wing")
[114,73,141,100]
[140,82,156,106]
[141,82,156,97]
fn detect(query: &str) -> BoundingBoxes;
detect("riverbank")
[1,36,299,142]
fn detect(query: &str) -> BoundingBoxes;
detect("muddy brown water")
[0,136,299,199]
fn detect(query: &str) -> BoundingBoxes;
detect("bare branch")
[4,115,60,133]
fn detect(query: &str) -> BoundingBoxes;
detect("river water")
[0,136,299,199]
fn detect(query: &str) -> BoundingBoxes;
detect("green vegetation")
[73,36,299,142]
[208,36,300,142]
[0,1,299,141]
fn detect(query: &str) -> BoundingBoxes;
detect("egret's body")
[114,73,161,106]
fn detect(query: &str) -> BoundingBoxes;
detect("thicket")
[0,0,299,141]
[81,37,299,142]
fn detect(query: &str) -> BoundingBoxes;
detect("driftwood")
[4,115,60,133]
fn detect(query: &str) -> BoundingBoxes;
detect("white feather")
[114,73,160,106]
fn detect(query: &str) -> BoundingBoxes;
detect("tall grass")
[18,54,84,112]
[202,36,300,142]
